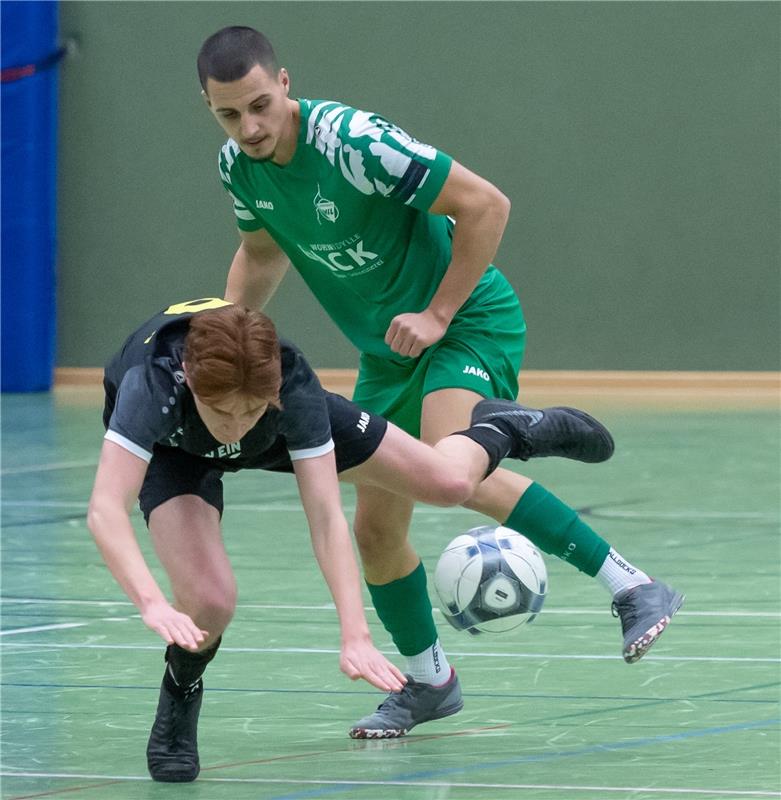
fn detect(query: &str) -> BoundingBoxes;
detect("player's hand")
[141,601,208,651]
[385,310,449,358]
[339,638,407,693]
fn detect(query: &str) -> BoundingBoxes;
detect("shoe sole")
[623,592,685,663]
[148,767,200,783]
[348,698,464,739]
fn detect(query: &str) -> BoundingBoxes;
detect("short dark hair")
[197,26,279,90]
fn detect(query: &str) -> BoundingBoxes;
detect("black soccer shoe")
[146,670,202,782]
[471,399,615,463]
[612,580,685,663]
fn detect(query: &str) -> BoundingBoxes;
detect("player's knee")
[422,474,474,507]
[182,582,237,631]
[354,517,404,559]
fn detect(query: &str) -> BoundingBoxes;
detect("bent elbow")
[86,498,112,540]
[493,188,511,224]
[86,502,100,537]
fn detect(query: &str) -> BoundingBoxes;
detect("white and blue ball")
[433,525,547,635]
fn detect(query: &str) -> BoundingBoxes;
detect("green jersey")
[219,98,514,358]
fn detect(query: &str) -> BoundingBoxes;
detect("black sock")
[451,424,511,477]
[164,637,221,695]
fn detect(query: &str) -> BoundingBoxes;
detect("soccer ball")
[433,525,547,635]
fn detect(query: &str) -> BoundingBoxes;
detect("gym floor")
[1,385,779,799]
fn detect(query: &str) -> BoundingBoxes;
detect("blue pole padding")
[1,1,60,392]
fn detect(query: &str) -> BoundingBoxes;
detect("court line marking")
[2,774,779,799]
[266,718,781,800]
[2,498,777,522]
[2,680,777,709]
[0,460,96,476]
[1,642,779,663]
[1,724,513,799]
[1,597,778,618]
[0,624,87,637]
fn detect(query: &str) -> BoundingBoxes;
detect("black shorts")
[137,393,387,523]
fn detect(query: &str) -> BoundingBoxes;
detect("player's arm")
[292,451,406,693]
[385,160,511,358]
[225,227,290,310]
[86,440,206,650]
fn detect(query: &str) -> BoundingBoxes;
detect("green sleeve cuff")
[410,151,453,211]
[236,217,265,232]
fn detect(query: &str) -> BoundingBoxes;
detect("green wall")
[57,1,780,370]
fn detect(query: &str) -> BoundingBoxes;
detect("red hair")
[184,306,281,406]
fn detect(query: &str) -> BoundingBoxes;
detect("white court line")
[2,498,777,522]
[1,597,779,618]
[0,623,87,637]
[1,642,778,663]
[0,772,778,796]
[0,460,96,476]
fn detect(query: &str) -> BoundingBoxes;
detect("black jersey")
[102,299,334,471]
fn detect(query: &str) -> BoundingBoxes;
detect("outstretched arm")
[225,227,290,310]
[86,440,207,650]
[385,160,511,357]
[293,452,407,693]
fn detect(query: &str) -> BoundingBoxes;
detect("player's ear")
[201,89,212,109]
[279,68,290,95]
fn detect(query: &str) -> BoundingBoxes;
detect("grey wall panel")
[57,2,780,369]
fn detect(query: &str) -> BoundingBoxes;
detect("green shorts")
[353,274,526,437]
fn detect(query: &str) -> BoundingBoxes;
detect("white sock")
[596,548,652,597]
[405,639,452,686]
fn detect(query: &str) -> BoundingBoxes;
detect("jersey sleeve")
[218,139,265,232]
[304,101,453,211]
[277,344,335,461]
[104,365,180,461]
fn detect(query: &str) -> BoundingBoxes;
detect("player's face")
[204,64,295,163]
[192,390,269,444]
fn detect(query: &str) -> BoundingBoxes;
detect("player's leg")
[338,398,611,510]
[140,447,232,782]
[346,483,463,738]
[341,422,486,506]
[422,387,684,663]
[319,396,462,737]
[148,494,235,655]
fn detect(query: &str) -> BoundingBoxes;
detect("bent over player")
[87,298,614,781]
[197,26,685,738]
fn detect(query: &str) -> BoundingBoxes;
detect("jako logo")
[462,365,490,381]
[356,411,370,433]
[255,199,274,210]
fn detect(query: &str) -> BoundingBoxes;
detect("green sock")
[504,482,610,576]
[367,562,438,656]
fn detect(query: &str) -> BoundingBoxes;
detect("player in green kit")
[198,26,684,738]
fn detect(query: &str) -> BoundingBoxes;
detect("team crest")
[314,185,339,224]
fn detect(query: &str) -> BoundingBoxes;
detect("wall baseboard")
[55,368,779,409]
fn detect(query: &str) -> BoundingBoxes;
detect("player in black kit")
[88,298,614,782]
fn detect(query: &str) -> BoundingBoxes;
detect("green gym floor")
[1,389,779,800]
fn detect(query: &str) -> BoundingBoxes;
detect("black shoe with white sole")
[471,399,615,463]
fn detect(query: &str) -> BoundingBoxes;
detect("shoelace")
[611,596,638,632]
[375,681,417,712]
